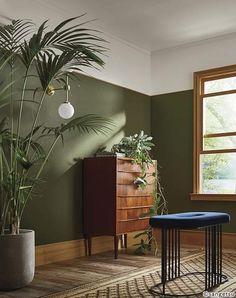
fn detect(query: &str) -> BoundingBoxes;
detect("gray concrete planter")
[0,229,35,290]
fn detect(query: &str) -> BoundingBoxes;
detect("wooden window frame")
[191,64,236,201]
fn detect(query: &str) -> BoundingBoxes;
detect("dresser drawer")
[117,184,154,196]
[117,196,153,208]
[116,218,150,234]
[117,158,156,174]
[117,171,155,185]
[117,207,151,221]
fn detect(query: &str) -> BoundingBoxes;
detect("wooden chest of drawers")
[83,156,156,258]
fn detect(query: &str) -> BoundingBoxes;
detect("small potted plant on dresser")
[111,131,168,254]
[0,17,112,290]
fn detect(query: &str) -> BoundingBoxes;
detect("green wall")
[21,75,151,245]
[151,90,236,233]
[21,80,235,245]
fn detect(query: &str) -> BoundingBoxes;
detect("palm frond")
[15,148,32,169]
[0,87,11,109]
[54,44,105,68]
[60,114,114,135]
[36,51,82,90]
[0,78,14,108]
[21,125,46,161]
[0,117,8,133]
[20,20,47,68]
[0,52,15,108]
[23,125,42,143]
[43,15,105,49]
[20,16,106,71]
[29,141,46,163]
[0,20,34,58]
[0,51,13,70]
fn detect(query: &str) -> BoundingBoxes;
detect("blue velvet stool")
[149,212,230,297]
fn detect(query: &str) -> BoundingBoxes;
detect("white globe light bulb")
[58,102,74,119]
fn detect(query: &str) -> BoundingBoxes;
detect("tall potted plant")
[0,16,112,290]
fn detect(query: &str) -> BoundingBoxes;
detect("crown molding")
[151,30,236,55]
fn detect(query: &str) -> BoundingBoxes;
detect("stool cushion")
[149,212,230,229]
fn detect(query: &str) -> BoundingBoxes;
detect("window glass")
[204,136,236,151]
[205,76,236,94]
[203,94,236,134]
[200,153,236,194]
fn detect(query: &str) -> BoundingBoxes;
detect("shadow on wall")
[43,111,127,181]
[22,74,151,245]
[22,126,129,245]
[22,124,127,245]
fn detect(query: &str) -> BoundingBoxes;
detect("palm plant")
[0,16,113,235]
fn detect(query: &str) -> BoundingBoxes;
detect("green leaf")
[60,114,114,135]
[52,16,85,33]
[134,246,146,255]
[23,125,42,144]
[139,211,151,218]
[133,231,148,239]
[0,20,34,59]
[30,141,46,162]
[0,117,8,132]
[16,149,32,169]
[19,185,32,190]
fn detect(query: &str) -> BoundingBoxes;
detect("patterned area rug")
[45,252,236,298]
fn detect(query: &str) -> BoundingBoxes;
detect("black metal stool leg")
[174,229,177,278]
[205,224,228,291]
[220,224,223,283]
[177,229,180,277]
[161,228,167,295]
[217,224,220,284]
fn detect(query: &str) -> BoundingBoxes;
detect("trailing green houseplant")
[111,130,154,175]
[111,131,168,254]
[0,16,113,236]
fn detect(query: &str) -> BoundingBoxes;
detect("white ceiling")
[1,0,236,52]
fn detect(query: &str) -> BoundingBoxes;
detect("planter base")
[0,229,35,290]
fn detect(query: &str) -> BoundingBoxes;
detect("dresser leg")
[120,234,127,248]
[84,237,88,256]
[148,229,152,251]
[114,236,119,259]
[119,235,124,248]
[124,234,127,248]
[88,235,92,256]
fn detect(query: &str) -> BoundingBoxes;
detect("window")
[191,65,236,201]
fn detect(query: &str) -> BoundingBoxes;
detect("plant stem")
[16,69,30,147]
[15,168,27,220]
[36,135,60,179]
[25,89,47,155]
[19,134,60,219]
[0,140,4,218]
[14,64,34,180]
[1,197,12,235]
[1,148,10,173]
[12,68,31,205]
[10,63,14,170]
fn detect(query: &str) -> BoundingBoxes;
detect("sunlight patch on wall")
[45,111,126,178]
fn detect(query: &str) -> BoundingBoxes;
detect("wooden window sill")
[190,193,236,201]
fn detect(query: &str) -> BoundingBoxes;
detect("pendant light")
[58,76,74,119]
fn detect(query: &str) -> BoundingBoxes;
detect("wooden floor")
[0,247,201,298]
